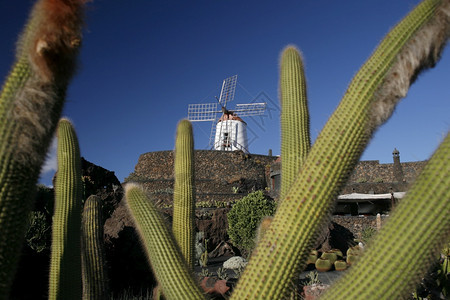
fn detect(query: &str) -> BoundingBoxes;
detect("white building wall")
[214,120,248,153]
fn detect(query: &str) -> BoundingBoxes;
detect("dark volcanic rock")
[81,157,123,223]
[197,208,231,252]
[315,222,355,254]
[104,201,157,295]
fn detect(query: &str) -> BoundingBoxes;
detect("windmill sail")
[218,74,237,107]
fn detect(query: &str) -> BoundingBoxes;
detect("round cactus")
[321,251,338,265]
[335,260,348,271]
[315,258,332,272]
[306,252,318,265]
[330,249,344,258]
[347,245,363,257]
[346,255,359,266]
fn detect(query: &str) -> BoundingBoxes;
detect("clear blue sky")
[1,0,449,186]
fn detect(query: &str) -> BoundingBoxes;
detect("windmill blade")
[187,103,220,121]
[218,75,237,107]
[232,103,266,117]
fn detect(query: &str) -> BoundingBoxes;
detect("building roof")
[338,192,405,200]
[218,113,246,124]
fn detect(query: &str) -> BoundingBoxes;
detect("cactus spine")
[0,0,84,296]
[279,46,311,200]
[231,1,450,299]
[172,120,196,269]
[81,195,109,300]
[49,119,83,299]
[125,184,205,300]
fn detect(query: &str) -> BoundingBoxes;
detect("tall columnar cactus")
[49,119,83,300]
[172,120,196,269]
[0,0,84,297]
[81,195,109,300]
[125,184,205,300]
[279,46,311,200]
[231,1,450,298]
[280,45,311,300]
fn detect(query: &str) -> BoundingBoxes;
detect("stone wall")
[128,150,277,204]
[269,157,427,196]
[347,160,426,184]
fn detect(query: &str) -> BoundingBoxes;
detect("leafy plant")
[26,211,51,253]
[233,265,246,279]
[216,267,229,281]
[300,271,321,286]
[227,191,276,252]
[198,268,213,279]
[200,239,208,267]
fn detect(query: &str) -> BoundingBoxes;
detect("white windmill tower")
[187,75,266,153]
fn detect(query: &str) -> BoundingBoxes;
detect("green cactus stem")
[49,119,83,299]
[172,120,196,269]
[256,216,273,244]
[279,46,311,200]
[231,1,450,299]
[0,0,84,296]
[125,184,205,300]
[81,195,109,300]
[323,133,450,299]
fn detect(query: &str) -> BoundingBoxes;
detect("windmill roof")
[218,113,246,124]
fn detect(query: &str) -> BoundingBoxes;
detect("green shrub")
[360,226,377,245]
[227,191,276,252]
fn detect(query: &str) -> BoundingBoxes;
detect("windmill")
[187,75,266,153]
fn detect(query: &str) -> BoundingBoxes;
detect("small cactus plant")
[315,258,333,272]
[330,249,344,258]
[306,251,318,265]
[321,251,338,265]
[334,260,348,272]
